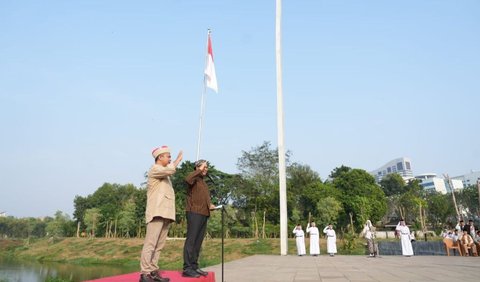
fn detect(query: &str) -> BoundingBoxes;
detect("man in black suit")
[456,219,466,233]
[466,219,477,237]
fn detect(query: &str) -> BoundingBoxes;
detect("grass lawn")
[1,236,368,269]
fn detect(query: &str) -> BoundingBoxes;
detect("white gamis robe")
[292,227,306,255]
[396,224,414,256]
[323,226,337,254]
[306,223,320,255]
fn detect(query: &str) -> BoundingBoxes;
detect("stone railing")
[377,241,448,256]
[374,230,437,239]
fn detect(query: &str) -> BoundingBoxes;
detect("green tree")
[332,168,387,230]
[207,205,237,238]
[0,216,19,238]
[73,183,139,237]
[117,200,136,238]
[24,217,38,239]
[287,163,322,220]
[426,192,455,230]
[234,141,290,225]
[46,211,74,237]
[31,219,47,238]
[297,181,340,223]
[329,165,351,179]
[90,183,122,236]
[237,141,290,179]
[84,208,101,237]
[316,196,342,227]
[73,195,91,233]
[133,187,147,237]
[455,185,479,219]
[379,173,406,196]
[398,179,426,224]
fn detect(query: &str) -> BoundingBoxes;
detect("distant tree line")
[0,211,75,239]
[1,141,478,239]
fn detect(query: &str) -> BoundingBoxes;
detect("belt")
[296,236,303,238]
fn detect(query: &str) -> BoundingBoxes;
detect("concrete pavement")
[205,255,480,282]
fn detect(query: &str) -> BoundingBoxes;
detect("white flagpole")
[196,30,211,161]
[196,86,207,161]
[275,0,288,256]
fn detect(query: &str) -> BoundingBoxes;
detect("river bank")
[0,237,310,270]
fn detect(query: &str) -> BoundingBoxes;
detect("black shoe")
[149,271,170,282]
[182,269,201,278]
[139,273,157,282]
[139,274,150,282]
[195,268,208,276]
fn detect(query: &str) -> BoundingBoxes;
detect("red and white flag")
[204,32,218,93]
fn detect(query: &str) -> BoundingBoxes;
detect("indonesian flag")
[204,32,218,93]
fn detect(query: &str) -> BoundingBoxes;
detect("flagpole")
[196,30,211,161]
[275,0,288,256]
[196,85,207,161]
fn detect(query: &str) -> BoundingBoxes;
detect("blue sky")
[1,1,479,218]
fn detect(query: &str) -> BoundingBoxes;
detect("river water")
[0,258,138,282]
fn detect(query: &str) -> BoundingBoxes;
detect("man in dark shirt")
[467,219,477,237]
[182,159,216,278]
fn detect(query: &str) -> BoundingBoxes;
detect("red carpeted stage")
[85,271,215,282]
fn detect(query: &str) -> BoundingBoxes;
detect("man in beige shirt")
[140,146,182,282]
[460,230,478,256]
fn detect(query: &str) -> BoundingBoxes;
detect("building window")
[397,162,403,171]
[387,167,391,173]
[405,162,411,170]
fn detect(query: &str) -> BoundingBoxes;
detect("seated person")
[449,230,459,242]
[448,230,463,254]
[441,228,450,238]
[460,230,478,256]
[473,230,480,252]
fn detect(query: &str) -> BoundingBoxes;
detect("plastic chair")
[443,238,462,256]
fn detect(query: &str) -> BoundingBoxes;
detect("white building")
[415,173,464,194]
[370,157,471,194]
[415,173,448,194]
[448,179,465,192]
[452,170,480,188]
[370,157,414,182]
[0,211,6,217]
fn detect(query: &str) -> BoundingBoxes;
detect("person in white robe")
[292,224,306,256]
[306,221,320,256]
[323,224,337,256]
[395,219,414,256]
[360,220,376,256]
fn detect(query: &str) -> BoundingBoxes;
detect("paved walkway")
[204,255,480,282]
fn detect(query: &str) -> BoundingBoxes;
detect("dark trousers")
[183,211,208,271]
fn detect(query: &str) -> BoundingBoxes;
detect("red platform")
[85,271,215,282]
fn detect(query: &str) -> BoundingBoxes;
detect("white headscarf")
[366,220,372,228]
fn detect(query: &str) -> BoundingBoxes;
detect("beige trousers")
[140,217,171,274]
